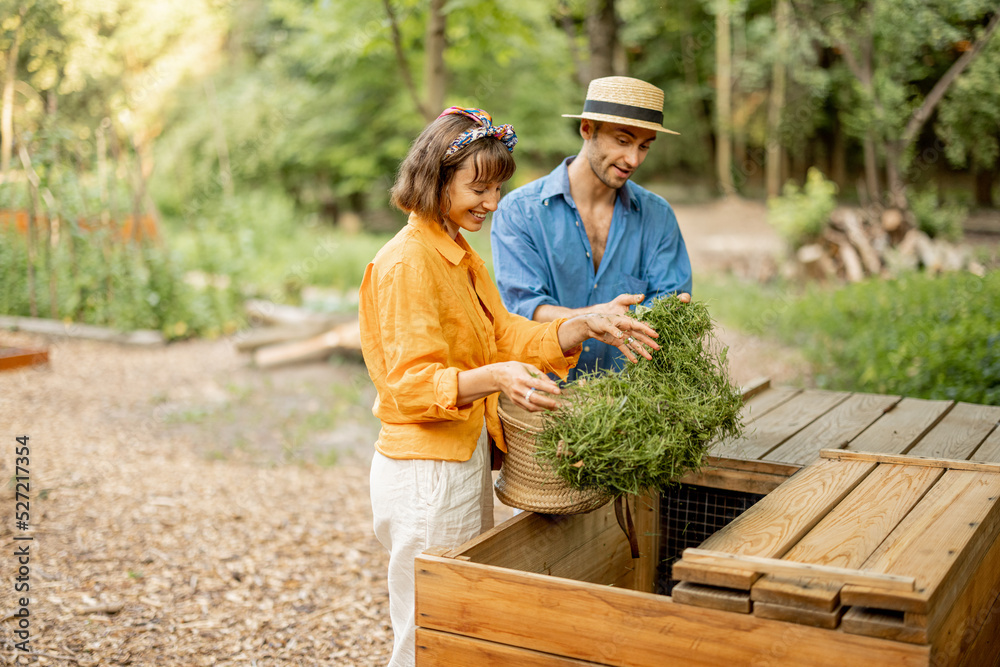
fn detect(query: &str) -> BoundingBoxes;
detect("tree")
[802,0,999,208]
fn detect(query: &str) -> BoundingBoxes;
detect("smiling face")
[442,158,505,238]
[582,120,657,190]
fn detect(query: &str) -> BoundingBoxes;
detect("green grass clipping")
[536,297,746,497]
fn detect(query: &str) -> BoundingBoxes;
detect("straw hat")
[563,76,679,135]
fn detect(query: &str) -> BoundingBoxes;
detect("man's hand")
[533,291,690,323]
[592,293,646,316]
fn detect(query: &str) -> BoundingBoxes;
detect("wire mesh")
[657,484,765,595]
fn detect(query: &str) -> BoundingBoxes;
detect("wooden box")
[414,453,1000,666]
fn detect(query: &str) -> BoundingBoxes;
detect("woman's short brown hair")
[390,114,516,225]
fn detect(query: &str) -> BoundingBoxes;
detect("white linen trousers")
[370,425,493,667]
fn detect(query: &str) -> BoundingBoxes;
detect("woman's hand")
[491,361,563,412]
[559,313,660,363]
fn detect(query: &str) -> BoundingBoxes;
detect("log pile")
[793,206,984,283]
[235,299,362,368]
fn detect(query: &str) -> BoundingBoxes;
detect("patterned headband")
[438,107,518,156]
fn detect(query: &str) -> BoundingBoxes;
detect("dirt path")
[1,333,391,666]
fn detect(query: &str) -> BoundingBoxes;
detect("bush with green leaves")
[698,271,1000,406]
[766,168,838,248]
[0,225,243,340]
[908,188,967,242]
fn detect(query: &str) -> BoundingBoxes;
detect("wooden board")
[926,516,1000,659]
[0,316,164,346]
[0,347,49,372]
[846,398,953,455]
[841,469,1000,615]
[453,496,657,592]
[670,581,751,613]
[711,390,851,461]
[415,554,931,667]
[671,457,875,590]
[675,461,793,495]
[751,463,943,613]
[753,600,842,629]
[765,393,901,465]
[416,628,599,666]
[973,425,1000,462]
[906,403,1000,460]
[740,385,801,419]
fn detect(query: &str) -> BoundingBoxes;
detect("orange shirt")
[359,213,581,461]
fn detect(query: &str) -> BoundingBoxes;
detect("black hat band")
[583,100,664,126]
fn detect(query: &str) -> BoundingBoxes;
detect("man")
[491,76,692,380]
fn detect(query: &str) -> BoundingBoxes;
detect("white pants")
[370,426,493,667]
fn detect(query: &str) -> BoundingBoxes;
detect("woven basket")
[495,392,611,515]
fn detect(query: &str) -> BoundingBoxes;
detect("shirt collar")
[407,213,472,266]
[538,156,641,212]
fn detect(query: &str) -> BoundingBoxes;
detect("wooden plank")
[753,600,842,629]
[702,456,802,477]
[253,320,362,368]
[846,397,953,455]
[416,628,600,666]
[630,493,660,594]
[0,347,49,372]
[0,315,164,346]
[681,548,915,592]
[841,469,1000,615]
[671,581,751,613]
[231,320,343,352]
[820,449,1000,473]
[452,503,618,572]
[711,389,851,460]
[971,424,1000,463]
[906,402,1000,460]
[841,606,924,644]
[751,464,943,612]
[738,376,771,402]
[706,385,800,459]
[743,385,801,418]
[415,554,931,667]
[675,465,790,495]
[765,393,902,466]
[451,501,641,589]
[928,512,1000,664]
[671,457,876,590]
[956,589,1000,667]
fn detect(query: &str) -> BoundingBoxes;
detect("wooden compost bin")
[414,382,1000,666]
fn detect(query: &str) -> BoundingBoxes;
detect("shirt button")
[586,252,590,258]
[544,200,549,206]
[584,346,590,352]
[593,283,598,289]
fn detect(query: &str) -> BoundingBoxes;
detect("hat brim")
[563,112,680,135]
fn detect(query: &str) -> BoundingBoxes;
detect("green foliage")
[766,167,837,247]
[535,298,745,496]
[0,225,243,339]
[909,188,967,242]
[789,272,1000,405]
[698,272,1000,406]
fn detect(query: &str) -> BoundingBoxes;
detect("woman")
[359,107,659,666]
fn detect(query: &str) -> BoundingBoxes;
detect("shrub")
[909,188,966,242]
[766,168,838,248]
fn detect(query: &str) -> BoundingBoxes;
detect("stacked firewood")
[794,207,984,282]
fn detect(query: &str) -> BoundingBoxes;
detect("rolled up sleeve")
[361,261,472,424]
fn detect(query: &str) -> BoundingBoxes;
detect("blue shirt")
[491,157,692,380]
